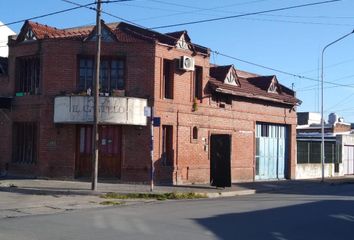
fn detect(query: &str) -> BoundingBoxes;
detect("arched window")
[192,126,198,140]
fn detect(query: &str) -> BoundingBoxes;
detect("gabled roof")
[209,65,300,106]
[166,30,192,44]
[210,65,240,86]
[84,20,118,42]
[16,21,90,41]
[247,75,282,94]
[210,65,233,80]
[14,21,209,55]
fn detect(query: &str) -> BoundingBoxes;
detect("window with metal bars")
[15,56,40,95]
[297,141,340,164]
[12,122,38,164]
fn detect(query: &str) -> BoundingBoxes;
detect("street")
[0,182,353,240]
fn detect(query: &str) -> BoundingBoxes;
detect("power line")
[212,51,344,86]
[128,0,351,27]
[61,0,144,27]
[259,13,354,20]
[298,83,354,92]
[151,0,342,29]
[3,0,351,91]
[325,106,354,113]
[299,58,354,75]
[325,92,354,112]
[63,0,353,90]
[0,3,96,28]
[297,74,354,91]
[141,0,351,26]
[148,0,272,10]
[0,0,135,29]
[212,51,354,89]
[234,16,353,27]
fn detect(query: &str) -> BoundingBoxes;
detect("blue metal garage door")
[256,123,288,180]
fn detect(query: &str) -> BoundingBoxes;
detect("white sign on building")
[54,96,147,126]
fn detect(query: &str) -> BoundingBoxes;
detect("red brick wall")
[0,38,155,181]
[153,44,297,184]
[333,123,351,133]
[0,37,297,185]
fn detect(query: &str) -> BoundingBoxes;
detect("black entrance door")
[210,134,231,187]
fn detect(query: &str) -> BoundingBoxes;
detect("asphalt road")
[0,183,354,240]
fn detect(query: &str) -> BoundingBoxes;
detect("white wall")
[296,163,343,179]
[0,21,16,57]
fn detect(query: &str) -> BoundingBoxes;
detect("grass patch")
[100,200,124,206]
[101,192,207,201]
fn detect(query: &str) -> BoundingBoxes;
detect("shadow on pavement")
[0,186,98,196]
[194,200,354,240]
[233,179,354,197]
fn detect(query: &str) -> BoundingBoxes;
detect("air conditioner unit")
[179,56,195,71]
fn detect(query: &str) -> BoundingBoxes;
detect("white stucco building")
[296,112,354,179]
[0,21,16,57]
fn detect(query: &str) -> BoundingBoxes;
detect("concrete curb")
[200,189,256,198]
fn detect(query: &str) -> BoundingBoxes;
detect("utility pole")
[320,29,354,182]
[92,0,102,191]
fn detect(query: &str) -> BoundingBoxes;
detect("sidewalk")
[0,176,353,219]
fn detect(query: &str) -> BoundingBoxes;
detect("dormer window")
[224,68,239,86]
[268,79,278,93]
[176,35,189,50]
[88,27,115,42]
[25,29,36,41]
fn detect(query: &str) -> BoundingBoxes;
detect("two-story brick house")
[0,20,300,185]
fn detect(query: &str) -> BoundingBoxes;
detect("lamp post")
[320,29,354,182]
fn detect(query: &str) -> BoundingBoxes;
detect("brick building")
[0,20,299,185]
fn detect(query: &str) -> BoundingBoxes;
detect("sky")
[1,0,354,122]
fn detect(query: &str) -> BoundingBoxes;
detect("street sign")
[144,106,151,117]
[153,117,160,127]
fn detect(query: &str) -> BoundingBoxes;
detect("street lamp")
[321,29,354,182]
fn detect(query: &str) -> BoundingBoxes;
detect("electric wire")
[212,51,354,89]
[0,3,96,28]
[61,0,146,28]
[125,0,352,27]
[325,92,354,112]
[298,74,354,92]
[2,0,353,92]
[138,0,351,27]
[233,17,353,27]
[0,0,136,28]
[151,0,342,29]
[62,0,354,90]
[148,0,273,10]
[69,0,354,89]
[299,58,354,75]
